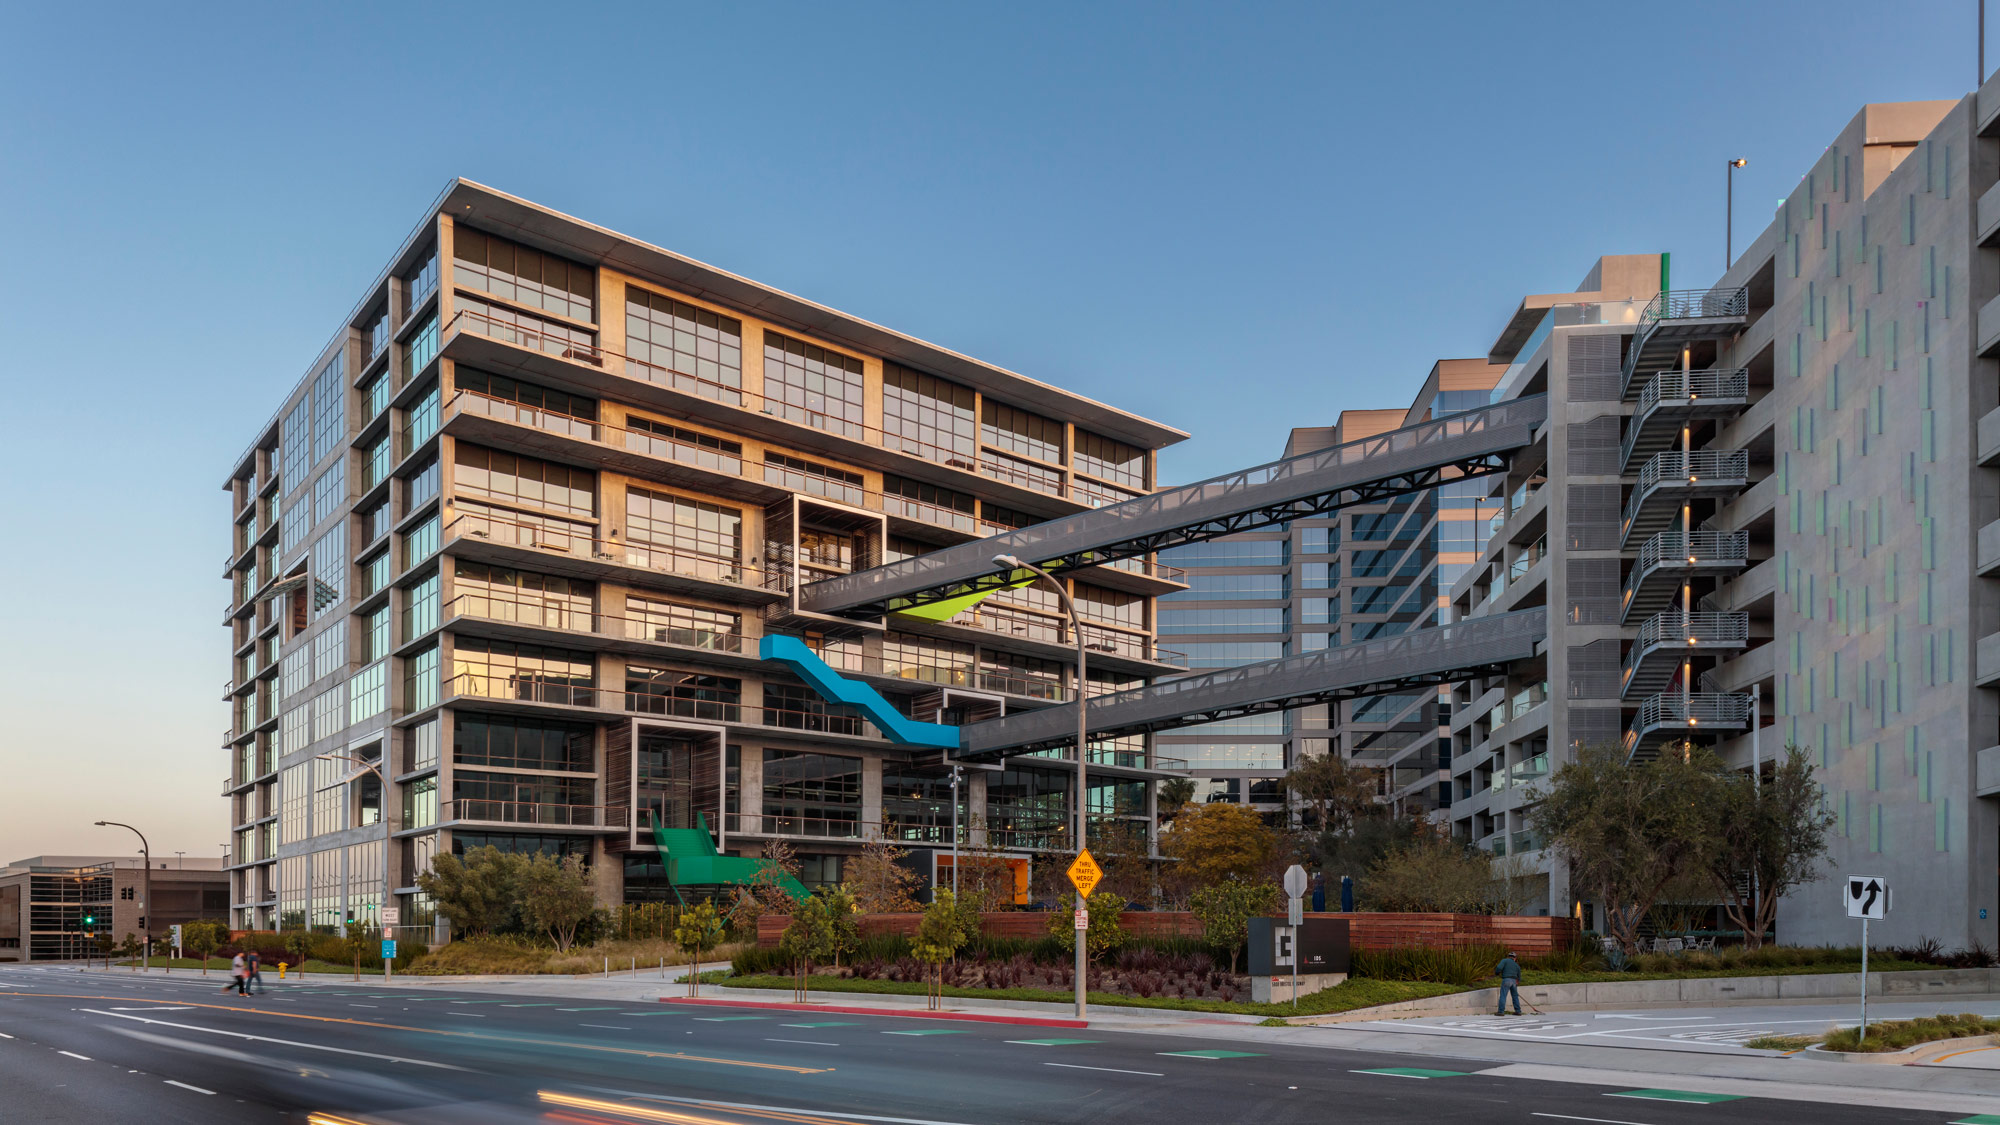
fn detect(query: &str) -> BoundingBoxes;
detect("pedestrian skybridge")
[796,395,1549,618]
[950,609,1544,760]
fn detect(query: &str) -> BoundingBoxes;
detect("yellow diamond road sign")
[1066,849,1102,899]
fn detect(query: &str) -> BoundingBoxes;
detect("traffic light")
[82,914,95,926]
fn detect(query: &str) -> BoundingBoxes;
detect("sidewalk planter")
[755,911,1578,955]
[1801,1035,1999,1065]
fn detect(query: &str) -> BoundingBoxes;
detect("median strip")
[1007,1039,1099,1046]
[1159,1049,1263,1059]
[1607,1089,1742,1104]
[1351,1067,1470,1079]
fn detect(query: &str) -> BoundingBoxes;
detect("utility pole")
[1726,159,1747,271]
[94,821,151,965]
[993,553,1089,1021]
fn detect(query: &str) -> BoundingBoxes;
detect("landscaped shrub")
[1350,944,1504,987]
[1821,1013,2000,1053]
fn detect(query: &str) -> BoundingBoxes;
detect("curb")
[664,995,1089,1028]
[1802,1034,1999,1066]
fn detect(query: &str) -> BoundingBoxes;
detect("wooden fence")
[756,911,1576,955]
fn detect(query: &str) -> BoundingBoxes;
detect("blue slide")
[758,634,960,749]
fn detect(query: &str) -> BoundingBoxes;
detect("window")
[454,444,595,517]
[363,370,391,420]
[882,363,976,465]
[453,770,594,814]
[310,529,346,618]
[282,397,312,495]
[405,457,440,512]
[312,623,346,681]
[456,368,597,426]
[981,401,1063,464]
[349,663,387,724]
[625,666,741,719]
[1076,584,1145,630]
[311,683,346,741]
[1300,525,1338,554]
[453,714,593,771]
[364,307,390,364]
[312,465,345,525]
[312,356,345,463]
[359,549,391,599]
[626,596,739,650]
[407,716,440,772]
[402,777,438,830]
[281,645,312,701]
[403,515,439,568]
[280,764,310,844]
[403,572,439,641]
[882,474,975,531]
[403,384,440,450]
[401,248,438,315]
[360,501,390,547]
[1074,477,1141,509]
[986,768,1069,849]
[979,650,1067,700]
[312,757,347,836]
[403,643,439,712]
[626,489,741,566]
[1075,430,1145,489]
[454,638,594,706]
[762,750,862,836]
[882,632,974,684]
[762,332,865,437]
[982,450,1063,495]
[1178,641,1285,668]
[455,294,594,359]
[453,227,595,321]
[404,315,440,379]
[626,416,742,474]
[625,289,741,400]
[763,681,867,735]
[364,604,391,660]
[763,452,865,506]
[450,832,589,860]
[1162,573,1288,600]
[281,491,313,557]
[882,770,954,843]
[1301,596,1339,624]
[1158,607,1287,634]
[453,561,593,631]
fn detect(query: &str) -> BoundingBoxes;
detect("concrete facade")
[1451,88,2000,947]
[0,856,227,962]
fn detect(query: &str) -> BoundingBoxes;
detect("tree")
[520,853,596,952]
[1530,745,1722,955]
[820,885,861,967]
[1160,802,1279,894]
[780,893,841,1001]
[184,919,224,974]
[671,902,725,997]
[1365,831,1496,913]
[284,929,313,972]
[1699,746,1836,949]
[1283,754,1381,834]
[845,831,923,914]
[1157,777,1197,824]
[1309,814,1424,906]
[725,839,805,935]
[1047,891,1128,964]
[1190,878,1282,974]
[1089,818,1158,906]
[117,932,142,971]
[912,889,973,1009]
[414,846,526,937]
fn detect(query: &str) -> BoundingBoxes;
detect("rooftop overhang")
[1487,290,1619,364]
[442,180,1189,452]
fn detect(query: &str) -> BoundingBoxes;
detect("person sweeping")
[1494,950,1523,1017]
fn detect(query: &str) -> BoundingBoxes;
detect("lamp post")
[316,752,396,979]
[93,821,151,968]
[1726,158,1748,270]
[992,553,1089,1021]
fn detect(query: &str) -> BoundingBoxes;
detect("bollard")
[660,956,665,980]
[630,956,636,975]
[603,955,609,978]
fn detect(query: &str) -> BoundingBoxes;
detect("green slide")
[651,813,809,901]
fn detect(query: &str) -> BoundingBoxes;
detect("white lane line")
[1349,1069,1430,1078]
[79,1010,468,1070]
[108,1007,195,1012]
[579,1024,632,1030]
[164,1080,215,1095]
[58,1051,92,1060]
[765,1038,839,1046]
[1530,1116,1659,1125]
[1044,1062,1163,1077]
[442,1012,486,1018]
[0,1033,13,1039]
[349,1004,379,1008]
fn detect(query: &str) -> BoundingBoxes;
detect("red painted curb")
[662,995,1088,1028]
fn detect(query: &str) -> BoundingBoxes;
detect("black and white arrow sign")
[1845,875,1887,920]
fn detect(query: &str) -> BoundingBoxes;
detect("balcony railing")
[1630,691,1753,732]
[1634,367,1750,417]
[443,800,629,828]
[445,308,1164,509]
[445,671,598,709]
[444,590,752,655]
[1632,530,1749,576]
[731,813,865,840]
[1638,287,1751,328]
[445,511,784,593]
[1631,610,1750,654]
[1623,449,1749,529]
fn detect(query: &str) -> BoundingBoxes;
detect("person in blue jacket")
[1494,951,1523,1016]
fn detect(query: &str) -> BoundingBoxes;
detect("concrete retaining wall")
[1292,966,2000,1023]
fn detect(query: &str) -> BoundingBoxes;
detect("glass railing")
[444,800,627,828]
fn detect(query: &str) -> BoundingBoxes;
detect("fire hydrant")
[278,961,288,980]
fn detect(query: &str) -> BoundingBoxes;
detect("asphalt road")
[0,964,1974,1125]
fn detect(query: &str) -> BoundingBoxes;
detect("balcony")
[444,511,788,605]
[444,590,758,666]
[1622,530,1749,622]
[1624,692,1752,763]
[1621,611,1750,698]
[1621,449,1749,547]
[1621,287,1751,400]
[445,671,599,711]
[1620,368,1750,472]
[729,813,865,840]
[442,309,1117,520]
[443,800,629,829]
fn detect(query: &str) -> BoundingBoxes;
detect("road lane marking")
[589,1091,979,1125]
[782,1022,857,1028]
[1045,1062,1163,1077]
[58,1050,92,1060]
[348,1004,379,1008]
[580,1024,633,1030]
[693,1016,769,1022]
[501,1004,555,1007]
[885,1029,970,1036]
[0,1033,12,1038]
[1351,1067,1469,1079]
[443,1012,487,1018]
[108,1007,195,1012]
[558,1006,621,1012]
[1607,1089,1741,1104]
[1007,1039,1098,1046]
[1530,1116,1660,1125]
[1158,1049,1262,1059]
[765,1038,839,1046]
[164,1080,214,1095]
[79,1010,470,1070]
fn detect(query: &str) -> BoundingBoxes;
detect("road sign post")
[1282,865,1308,1009]
[380,906,400,981]
[1845,875,1887,1042]
[1066,849,1102,1020]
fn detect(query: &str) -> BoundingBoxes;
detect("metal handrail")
[1634,368,1750,416]
[446,671,598,708]
[1624,531,1748,608]
[443,591,753,656]
[1638,287,1750,327]
[1623,449,1749,529]
[444,800,629,828]
[1630,691,1752,731]
[444,511,784,592]
[1631,610,1750,655]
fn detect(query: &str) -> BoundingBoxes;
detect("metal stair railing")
[1623,530,1748,609]
[1622,449,1750,531]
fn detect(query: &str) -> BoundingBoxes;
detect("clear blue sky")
[0,1,1979,862]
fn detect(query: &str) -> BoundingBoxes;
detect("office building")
[1451,89,2000,946]
[0,856,228,962]
[221,181,1186,932]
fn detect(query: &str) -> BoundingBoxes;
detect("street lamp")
[991,553,1089,1021]
[317,752,397,977]
[93,821,151,968]
[1726,158,1748,270]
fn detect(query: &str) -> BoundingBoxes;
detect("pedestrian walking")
[226,951,248,996]
[246,951,264,995]
[1494,950,1522,1016]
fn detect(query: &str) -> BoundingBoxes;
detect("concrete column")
[861,757,883,839]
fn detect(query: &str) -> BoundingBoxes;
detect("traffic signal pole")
[95,821,151,969]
